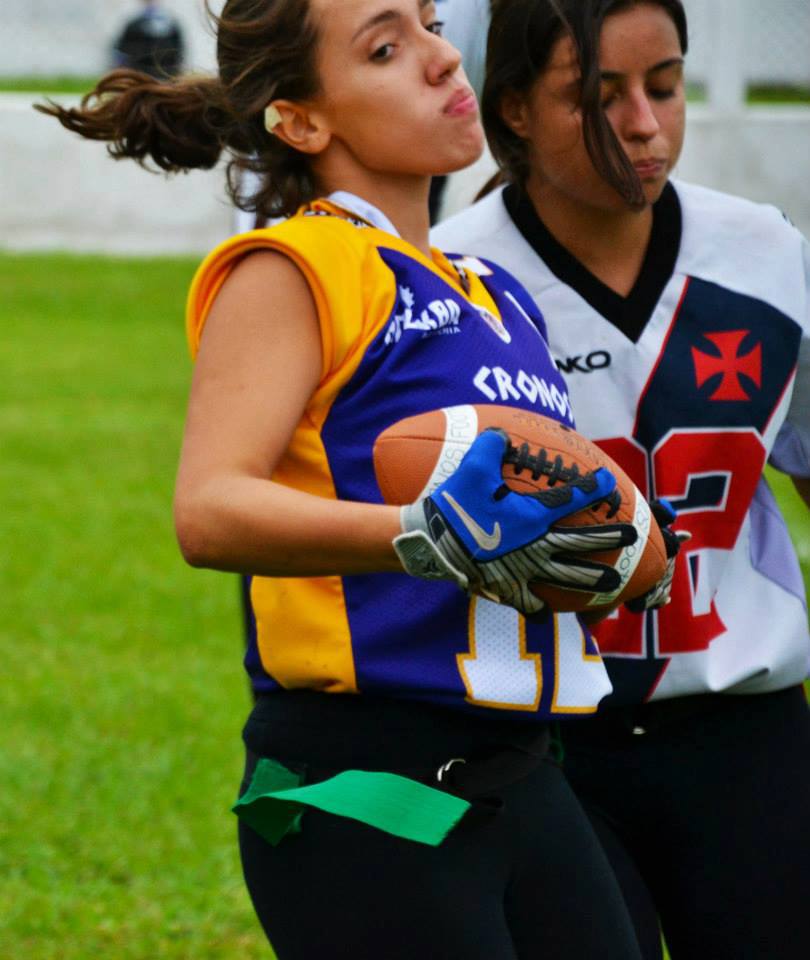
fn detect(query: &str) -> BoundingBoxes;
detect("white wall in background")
[2,0,808,88]
[2,95,809,256]
[0,94,231,255]
[0,0,218,77]
[2,0,809,255]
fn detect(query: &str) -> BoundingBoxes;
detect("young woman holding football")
[37,1,670,956]
[433,1,810,958]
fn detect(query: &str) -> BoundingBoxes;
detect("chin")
[439,141,486,177]
[438,122,486,171]
[643,178,670,205]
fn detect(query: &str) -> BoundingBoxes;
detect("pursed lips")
[443,88,477,116]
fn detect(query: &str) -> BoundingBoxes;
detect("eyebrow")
[351,0,433,43]
[600,57,684,81]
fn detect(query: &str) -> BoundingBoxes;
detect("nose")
[620,89,660,141]
[425,33,462,85]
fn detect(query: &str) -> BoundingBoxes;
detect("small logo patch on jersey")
[691,330,762,401]
[449,255,493,277]
[474,305,511,343]
[384,285,462,345]
[556,351,612,375]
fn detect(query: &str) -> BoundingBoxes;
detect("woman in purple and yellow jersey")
[35,2,673,956]
[433,1,810,958]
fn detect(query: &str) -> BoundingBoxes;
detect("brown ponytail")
[36,70,231,173]
[36,0,321,219]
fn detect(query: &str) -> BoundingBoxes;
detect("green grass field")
[0,75,102,95]
[0,254,270,958]
[1,252,808,959]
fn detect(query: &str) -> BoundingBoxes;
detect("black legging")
[563,685,810,960]
[237,691,643,960]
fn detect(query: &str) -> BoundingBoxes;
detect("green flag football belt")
[233,726,551,848]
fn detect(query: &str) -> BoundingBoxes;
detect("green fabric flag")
[233,758,470,847]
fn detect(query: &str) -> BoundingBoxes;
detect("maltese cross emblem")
[691,330,762,401]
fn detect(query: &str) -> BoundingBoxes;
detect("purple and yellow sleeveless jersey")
[186,199,612,719]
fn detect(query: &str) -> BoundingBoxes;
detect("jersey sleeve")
[185,215,373,382]
[770,236,810,478]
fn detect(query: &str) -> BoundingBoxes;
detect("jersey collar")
[326,191,400,237]
[324,191,473,295]
[502,181,682,343]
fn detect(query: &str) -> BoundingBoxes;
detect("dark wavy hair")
[483,0,688,206]
[36,0,321,219]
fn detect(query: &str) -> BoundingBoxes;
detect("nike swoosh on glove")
[625,498,691,612]
[394,428,639,616]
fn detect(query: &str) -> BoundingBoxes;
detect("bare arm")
[174,250,402,577]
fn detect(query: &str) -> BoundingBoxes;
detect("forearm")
[174,475,403,577]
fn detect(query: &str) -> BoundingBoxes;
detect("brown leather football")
[374,404,667,612]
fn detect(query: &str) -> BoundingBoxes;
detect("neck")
[345,177,432,255]
[314,156,432,256]
[524,176,654,297]
[370,178,432,255]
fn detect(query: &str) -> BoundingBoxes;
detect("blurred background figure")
[112,0,185,79]
[428,0,489,222]
[437,0,488,100]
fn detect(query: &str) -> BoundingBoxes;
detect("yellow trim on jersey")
[185,202,501,370]
[457,597,543,712]
[185,202,504,695]
[249,573,359,694]
[551,617,602,715]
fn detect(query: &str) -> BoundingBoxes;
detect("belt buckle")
[436,757,467,783]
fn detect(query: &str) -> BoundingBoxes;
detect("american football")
[374,404,667,611]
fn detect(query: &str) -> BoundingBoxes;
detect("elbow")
[173,493,221,569]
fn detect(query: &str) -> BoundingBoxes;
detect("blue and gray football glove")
[625,499,691,612]
[394,428,639,616]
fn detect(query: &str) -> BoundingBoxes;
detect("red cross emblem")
[691,330,762,401]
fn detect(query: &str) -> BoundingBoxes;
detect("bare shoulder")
[209,249,315,323]
[180,245,323,488]
[197,248,320,366]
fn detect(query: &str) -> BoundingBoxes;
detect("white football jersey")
[433,180,810,704]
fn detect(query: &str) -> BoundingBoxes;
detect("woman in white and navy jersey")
[38,1,660,957]
[434,1,810,958]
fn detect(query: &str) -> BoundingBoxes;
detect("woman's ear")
[499,89,531,140]
[266,100,331,155]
